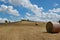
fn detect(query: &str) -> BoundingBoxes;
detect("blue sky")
[0,0,60,22]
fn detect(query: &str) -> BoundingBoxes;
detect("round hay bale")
[46,22,60,33]
[46,22,53,33]
[35,23,38,26]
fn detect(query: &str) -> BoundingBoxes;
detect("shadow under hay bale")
[46,22,60,33]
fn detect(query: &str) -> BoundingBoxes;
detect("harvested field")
[0,21,60,40]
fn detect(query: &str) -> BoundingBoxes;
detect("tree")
[58,20,60,23]
[27,19,29,21]
[5,20,8,23]
[21,19,26,21]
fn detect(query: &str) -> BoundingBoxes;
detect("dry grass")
[0,21,60,40]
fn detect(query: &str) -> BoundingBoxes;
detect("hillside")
[0,21,60,40]
[0,21,46,27]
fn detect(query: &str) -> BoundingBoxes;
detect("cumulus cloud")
[0,0,43,16]
[25,11,60,22]
[0,17,16,23]
[0,4,20,16]
[49,8,60,13]
[0,18,9,23]
[0,0,60,22]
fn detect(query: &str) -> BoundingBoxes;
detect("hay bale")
[35,23,38,26]
[46,22,60,33]
[46,22,53,33]
[35,22,38,26]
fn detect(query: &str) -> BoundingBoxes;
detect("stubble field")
[0,21,60,40]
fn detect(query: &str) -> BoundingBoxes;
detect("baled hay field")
[0,21,60,40]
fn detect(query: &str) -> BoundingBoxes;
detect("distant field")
[0,21,60,40]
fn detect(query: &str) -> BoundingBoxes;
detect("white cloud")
[0,4,20,16]
[25,11,60,22]
[0,0,60,22]
[0,18,9,23]
[7,0,60,22]
[26,12,31,17]
[0,0,43,16]
[0,18,4,23]
[0,17,16,23]
[49,8,60,13]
